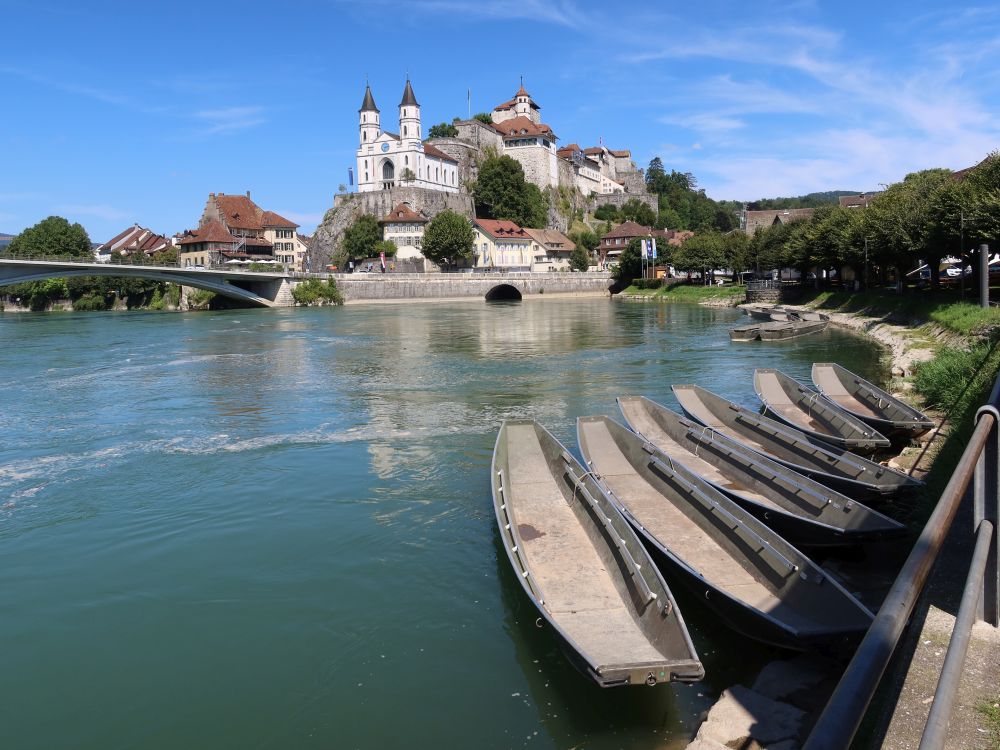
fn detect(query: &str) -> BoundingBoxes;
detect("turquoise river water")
[0,299,886,749]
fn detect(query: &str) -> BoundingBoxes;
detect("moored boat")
[811,362,935,440]
[754,368,890,451]
[577,416,874,650]
[672,384,923,496]
[617,395,906,547]
[730,323,762,341]
[491,419,703,687]
[758,320,828,340]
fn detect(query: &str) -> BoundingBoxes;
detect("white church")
[356,79,459,194]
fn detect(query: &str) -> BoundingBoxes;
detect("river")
[0,300,886,749]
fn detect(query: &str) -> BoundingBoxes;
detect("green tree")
[473,112,493,125]
[594,204,620,221]
[374,240,398,257]
[612,238,643,284]
[569,244,591,271]
[473,155,546,228]
[427,122,459,139]
[620,198,656,227]
[341,215,381,262]
[5,215,92,259]
[422,210,474,269]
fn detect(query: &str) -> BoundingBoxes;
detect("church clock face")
[381,143,390,152]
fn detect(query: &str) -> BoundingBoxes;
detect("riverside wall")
[318,272,613,302]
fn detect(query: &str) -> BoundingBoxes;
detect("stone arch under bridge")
[0,260,284,308]
[484,283,523,301]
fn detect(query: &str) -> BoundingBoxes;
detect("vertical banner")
[348,167,354,186]
[380,251,386,272]
[651,238,657,260]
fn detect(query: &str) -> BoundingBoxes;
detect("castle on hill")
[352,78,648,201]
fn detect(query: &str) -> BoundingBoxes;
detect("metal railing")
[746,279,781,291]
[803,372,1000,750]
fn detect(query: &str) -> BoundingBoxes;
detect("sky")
[1,0,998,242]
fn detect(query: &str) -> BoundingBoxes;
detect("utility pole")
[981,243,990,308]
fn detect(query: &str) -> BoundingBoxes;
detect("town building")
[839,193,879,209]
[488,83,559,189]
[177,191,307,269]
[743,208,815,236]
[523,227,575,272]
[94,224,173,262]
[356,80,460,194]
[472,219,533,271]
[598,221,673,266]
[379,202,428,263]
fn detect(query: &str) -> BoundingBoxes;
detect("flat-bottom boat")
[492,419,703,687]
[578,416,874,650]
[617,396,906,547]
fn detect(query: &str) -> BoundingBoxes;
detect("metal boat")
[617,396,906,547]
[753,368,890,451]
[491,419,703,687]
[672,384,923,496]
[811,363,935,440]
[577,416,874,650]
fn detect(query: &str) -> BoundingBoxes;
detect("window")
[404,155,409,165]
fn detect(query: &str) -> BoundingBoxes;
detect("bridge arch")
[485,283,523,301]
[0,263,276,308]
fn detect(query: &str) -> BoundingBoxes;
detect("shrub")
[73,293,109,311]
[292,278,344,306]
[632,278,663,290]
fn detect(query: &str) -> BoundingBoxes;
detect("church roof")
[379,203,428,224]
[491,116,556,140]
[399,79,419,107]
[360,85,379,113]
[422,141,458,162]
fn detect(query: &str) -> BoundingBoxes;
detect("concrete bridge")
[0,259,614,307]
[0,258,292,307]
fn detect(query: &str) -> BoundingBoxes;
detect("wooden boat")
[745,305,788,321]
[754,368,890,451]
[758,320,828,340]
[617,396,906,547]
[577,416,874,650]
[491,419,703,687]
[730,323,762,341]
[672,384,923,497]
[812,362,935,440]
[797,311,830,322]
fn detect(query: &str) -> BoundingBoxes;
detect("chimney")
[246,190,251,198]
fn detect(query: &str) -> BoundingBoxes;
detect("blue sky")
[1,0,998,242]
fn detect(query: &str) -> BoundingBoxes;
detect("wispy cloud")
[192,106,267,135]
[660,113,745,135]
[56,204,130,221]
[335,0,585,29]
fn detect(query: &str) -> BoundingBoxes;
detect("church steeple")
[360,84,379,113]
[399,78,419,108]
[359,83,380,145]
[398,78,421,144]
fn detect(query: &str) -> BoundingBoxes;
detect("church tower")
[398,78,421,146]
[359,84,380,145]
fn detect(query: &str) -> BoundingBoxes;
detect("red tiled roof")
[601,221,656,240]
[216,194,264,230]
[260,210,299,228]
[608,149,630,158]
[422,142,458,162]
[523,227,575,253]
[474,218,530,240]
[493,97,517,111]
[491,116,555,140]
[583,147,604,155]
[380,203,428,224]
[177,219,236,245]
[96,224,172,255]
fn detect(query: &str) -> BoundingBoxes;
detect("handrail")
[803,371,1000,750]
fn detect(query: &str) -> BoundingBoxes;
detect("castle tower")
[398,78,421,145]
[359,84,380,145]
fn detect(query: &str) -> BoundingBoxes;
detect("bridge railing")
[803,371,1000,749]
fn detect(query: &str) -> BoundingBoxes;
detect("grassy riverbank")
[620,281,745,305]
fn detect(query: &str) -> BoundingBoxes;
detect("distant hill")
[0,232,13,248]
[747,191,860,211]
